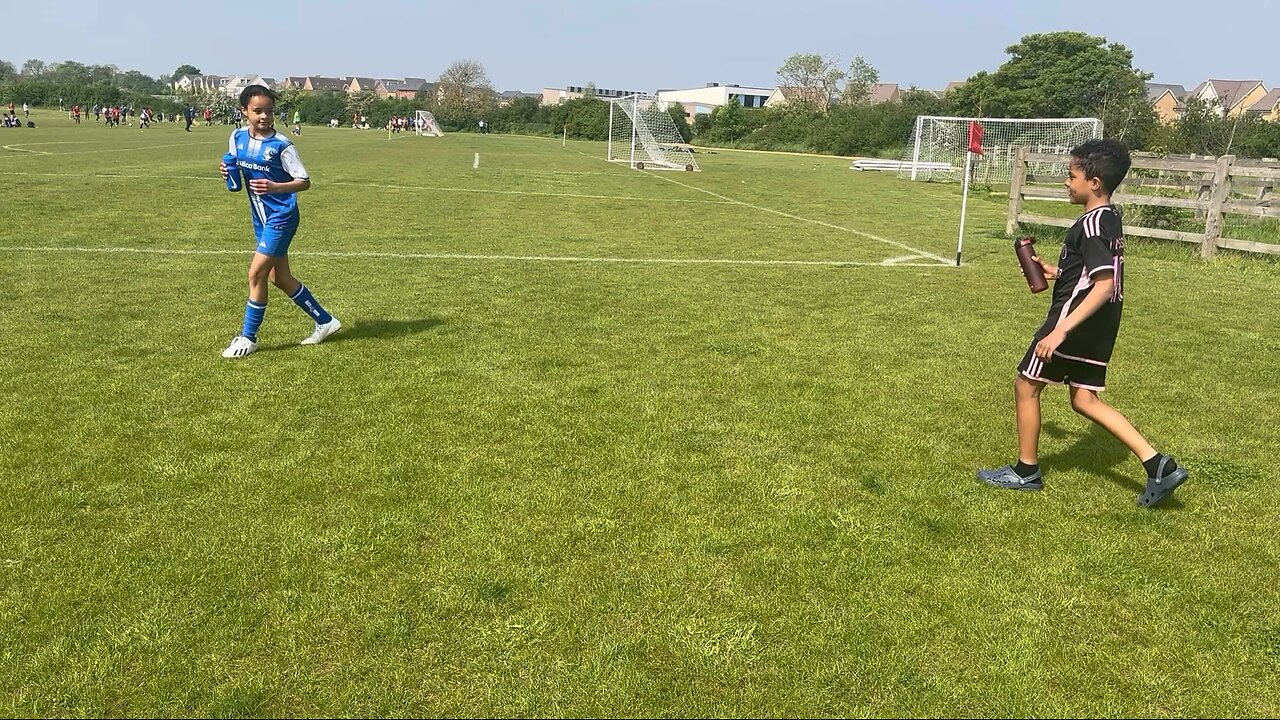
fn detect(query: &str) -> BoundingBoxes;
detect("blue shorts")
[254,219,299,257]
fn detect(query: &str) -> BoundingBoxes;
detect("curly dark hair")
[1070,139,1132,193]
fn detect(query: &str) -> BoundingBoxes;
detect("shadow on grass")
[1041,421,1143,494]
[326,317,446,344]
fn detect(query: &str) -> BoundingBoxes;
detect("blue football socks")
[289,284,333,324]
[242,299,267,341]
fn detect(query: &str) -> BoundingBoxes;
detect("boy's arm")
[1034,272,1114,359]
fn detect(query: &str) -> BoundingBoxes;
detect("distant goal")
[899,116,1102,183]
[414,110,444,137]
[607,94,698,171]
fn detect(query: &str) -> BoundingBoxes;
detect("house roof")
[1146,82,1188,103]
[377,79,412,91]
[500,90,539,99]
[307,76,347,91]
[1191,79,1266,109]
[349,77,377,89]
[771,86,828,104]
[868,83,900,103]
[1249,88,1280,112]
[944,81,966,93]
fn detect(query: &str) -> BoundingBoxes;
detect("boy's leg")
[978,374,1047,490]
[1068,387,1155,460]
[1068,387,1188,506]
[1016,375,1045,466]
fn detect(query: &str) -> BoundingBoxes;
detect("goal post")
[899,116,1102,183]
[414,110,443,137]
[607,94,698,171]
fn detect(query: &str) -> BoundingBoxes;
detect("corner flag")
[967,121,984,156]
[956,121,984,266]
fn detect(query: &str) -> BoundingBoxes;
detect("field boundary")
[0,245,953,269]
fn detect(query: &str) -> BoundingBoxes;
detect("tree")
[951,32,1150,124]
[346,90,377,122]
[437,59,494,117]
[704,97,748,142]
[840,56,879,105]
[173,64,201,79]
[21,59,46,78]
[666,101,692,143]
[0,60,17,83]
[776,53,844,111]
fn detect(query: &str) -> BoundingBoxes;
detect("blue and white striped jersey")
[228,128,309,226]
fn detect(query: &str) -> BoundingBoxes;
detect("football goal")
[899,116,1102,183]
[414,110,444,137]
[607,95,698,171]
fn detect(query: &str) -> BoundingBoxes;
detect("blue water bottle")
[223,152,242,192]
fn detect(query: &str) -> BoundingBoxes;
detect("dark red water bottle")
[1015,236,1049,293]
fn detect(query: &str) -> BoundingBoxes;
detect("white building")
[656,83,774,120]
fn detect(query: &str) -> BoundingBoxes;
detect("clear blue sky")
[5,0,1277,91]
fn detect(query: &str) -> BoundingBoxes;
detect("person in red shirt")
[72,104,81,124]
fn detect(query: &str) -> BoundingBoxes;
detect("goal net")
[607,95,698,171]
[414,110,443,137]
[899,116,1102,183]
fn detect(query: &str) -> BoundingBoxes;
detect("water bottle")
[223,152,242,192]
[1015,236,1049,294]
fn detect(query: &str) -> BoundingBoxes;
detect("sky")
[4,0,1277,92]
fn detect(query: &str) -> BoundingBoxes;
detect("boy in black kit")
[978,139,1189,507]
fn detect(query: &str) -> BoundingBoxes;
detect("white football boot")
[221,335,259,359]
[301,316,342,345]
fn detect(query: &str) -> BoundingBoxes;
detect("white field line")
[0,171,736,206]
[645,171,953,266]
[573,149,952,266]
[1,141,222,156]
[0,245,952,268]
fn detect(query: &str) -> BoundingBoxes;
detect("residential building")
[499,90,541,106]
[277,76,308,91]
[303,76,347,92]
[657,83,773,119]
[541,85,644,104]
[1188,79,1269,117]
[347,77,379,94]
[867,83,901,104]
[172,74,225,93]
[1146,83,1188,124]
[764,86,830,109]
[1248,88,1280,121]
[219,75,275,97]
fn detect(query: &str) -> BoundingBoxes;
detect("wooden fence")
[1006,147,1280,257]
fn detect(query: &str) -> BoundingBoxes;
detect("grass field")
[2,110,1278,717]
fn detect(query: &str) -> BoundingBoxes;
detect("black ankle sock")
[1143,454,1178,478]
[1014,461,1040,478]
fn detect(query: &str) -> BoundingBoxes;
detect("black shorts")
[1018,343,1108,391]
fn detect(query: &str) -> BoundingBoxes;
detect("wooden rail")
[1007,148,1280,258]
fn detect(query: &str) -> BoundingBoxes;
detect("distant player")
[218,85,340,359]
[977,139,1188,507]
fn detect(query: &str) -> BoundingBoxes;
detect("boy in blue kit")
[978,139,1188,508]
[219,85,340,359]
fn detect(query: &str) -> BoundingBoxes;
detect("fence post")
[1007,145,1028,235]
[1202,154,1235,259]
